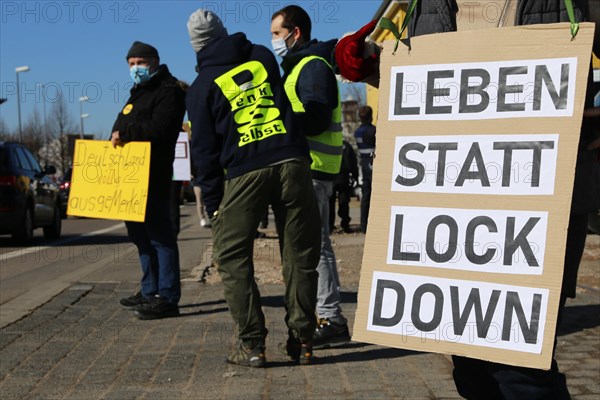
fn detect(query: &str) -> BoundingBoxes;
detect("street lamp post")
[37,83,49,165]
[81,113,89,138]
[15,66,30,142]
[79,96,89,139]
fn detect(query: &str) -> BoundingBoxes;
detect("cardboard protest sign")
[67,140,151,222]
[353,23,594,369]
[173,132,191,181]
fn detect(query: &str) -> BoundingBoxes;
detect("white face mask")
[271,31,294,57]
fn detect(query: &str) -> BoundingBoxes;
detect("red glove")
[334,20,380,85]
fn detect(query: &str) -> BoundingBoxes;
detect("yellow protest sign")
[67,140,150,222]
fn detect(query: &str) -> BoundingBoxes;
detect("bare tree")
[47,95,75,173]
[0,118,12,141]
[21,107,46,158]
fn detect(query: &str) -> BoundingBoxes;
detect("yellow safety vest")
[284,55,342,175]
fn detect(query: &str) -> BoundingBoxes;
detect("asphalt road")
[0,203,208,329]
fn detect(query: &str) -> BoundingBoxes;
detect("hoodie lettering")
[214,61,287,146]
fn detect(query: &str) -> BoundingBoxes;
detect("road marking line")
[0,222,125,263]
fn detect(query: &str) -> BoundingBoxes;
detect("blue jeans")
[313,179,345,323]
[125,195,181,304]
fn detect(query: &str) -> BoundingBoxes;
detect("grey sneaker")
[226,341,266,368]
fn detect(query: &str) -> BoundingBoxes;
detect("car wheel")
[43,203,62,240]
[13,206,34,243]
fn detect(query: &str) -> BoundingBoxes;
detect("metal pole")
[79,101,84,139]
[16,72,22,142]
[41,84,49,165]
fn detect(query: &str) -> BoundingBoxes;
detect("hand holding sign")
[111,131,123,148]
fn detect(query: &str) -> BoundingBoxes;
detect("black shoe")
[120,292,150,309]
[312,318,351,349]
[133,296,179,320]
[226,341,266,368]
[341,225,353,234]
[278,337,313,365]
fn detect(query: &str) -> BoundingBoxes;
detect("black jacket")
[515,0,589,26]
[186,33,310,215]
[408,0,458,37]
[335,140,358,187]
[515,0,599,215]
[112,65,186,199]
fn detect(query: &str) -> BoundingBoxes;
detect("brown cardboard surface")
[353,23,594,370]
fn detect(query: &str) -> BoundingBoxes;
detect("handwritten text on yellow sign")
[67,140,151,222]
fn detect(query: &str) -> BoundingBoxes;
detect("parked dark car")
[0,141,62,242]
[58,167,72,217]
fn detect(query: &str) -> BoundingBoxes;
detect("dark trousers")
[125,194,181,304]
[452,214,589,399]
[329,180,352,230]
[452,356,570,400]
[360,158,373,232]
[170,181,183,239]
[211,159,321,344]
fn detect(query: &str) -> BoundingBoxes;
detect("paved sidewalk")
[0,210,598,399]
[1,281,598,399]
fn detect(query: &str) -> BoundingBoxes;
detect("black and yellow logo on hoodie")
[214,61,286,147]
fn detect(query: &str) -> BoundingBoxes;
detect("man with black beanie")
[113,41,186,320]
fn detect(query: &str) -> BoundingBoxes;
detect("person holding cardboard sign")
[450,1,600,399]
[112,41,186,320]
[186,9,321,367]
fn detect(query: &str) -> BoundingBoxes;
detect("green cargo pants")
[211,158,321,344]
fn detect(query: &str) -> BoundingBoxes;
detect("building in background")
[341,97,360,143]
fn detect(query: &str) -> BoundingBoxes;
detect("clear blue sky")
[1,1,382,139]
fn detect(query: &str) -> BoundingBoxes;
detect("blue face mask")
[271,31,294,57]
[130,65,151,84]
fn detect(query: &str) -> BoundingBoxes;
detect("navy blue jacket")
[354,123,376,161]
[281,39,340,181]
[281,39,339,139]
[186,33,310,215]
